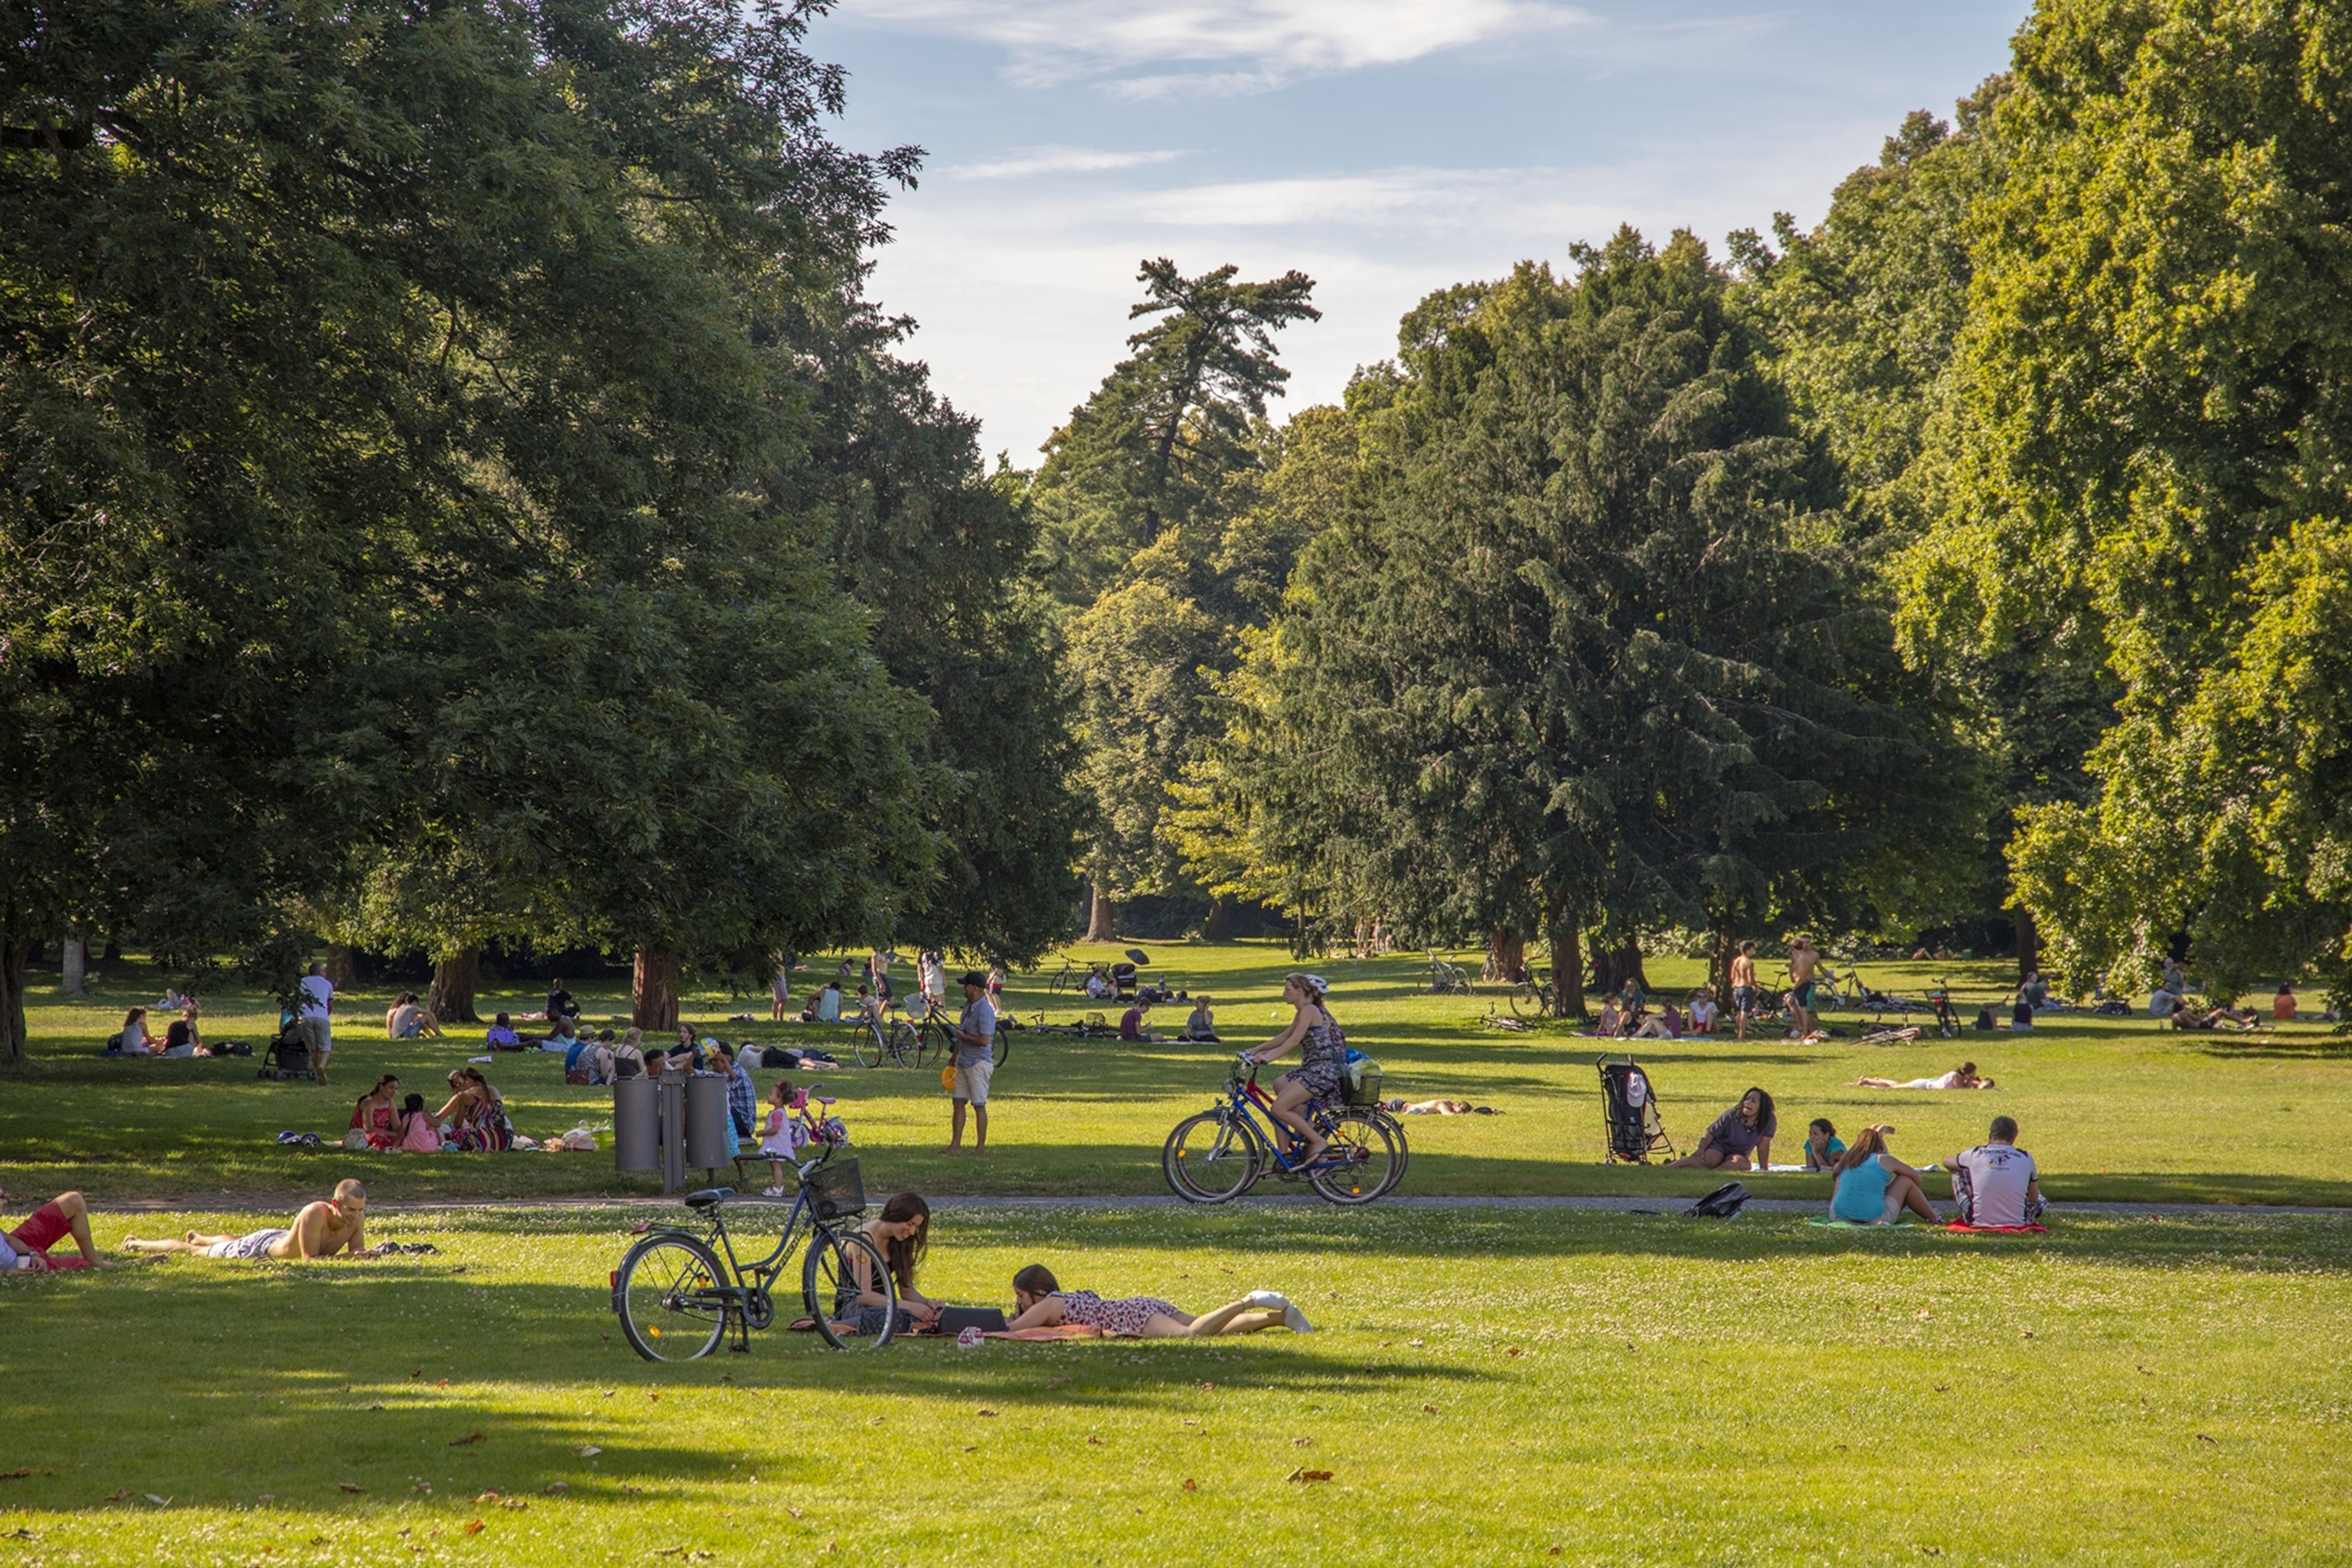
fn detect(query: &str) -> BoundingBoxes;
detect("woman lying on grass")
[1830,1126,1942,1225]
[1007,1264,1312,1337]
[1856,1062,1998,1090]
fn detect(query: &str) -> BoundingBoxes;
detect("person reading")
[125,1180,385,1260]
[1006,1264,1309,1338]
[843,1193,943,1334]
[1829,1126,1941,1225]
[1119,998,1159,1042]
[1856,1062,1998,1090]
[0,1187,113,1272]
[1950,1116,2043,1228]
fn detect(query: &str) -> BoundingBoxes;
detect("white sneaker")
[1244,1289,1289,1310]
[762,1185,786,1197]
[1283,1304,1315,1333]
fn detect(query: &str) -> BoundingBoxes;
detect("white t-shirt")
[920,956,946,1001]
[1953,1142,2038,1227]
[1688,998,1718,1027]
[298,974,335,1021]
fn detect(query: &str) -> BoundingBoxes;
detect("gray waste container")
[612,1078,658,1173]
[684,1072,732,1169]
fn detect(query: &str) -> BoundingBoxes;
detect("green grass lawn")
[4,1202,2350,1565]
[5,942,2350,1207]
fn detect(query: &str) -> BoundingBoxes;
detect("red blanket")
[1945,1221,2049,1233]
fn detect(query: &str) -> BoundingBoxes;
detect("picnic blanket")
[1808,1215,1931,1228]
[1945,1221,2049,1233]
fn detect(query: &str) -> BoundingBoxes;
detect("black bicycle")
[610,1155,893,1359]
[905,997,1009,1070]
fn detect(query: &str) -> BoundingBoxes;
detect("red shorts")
[9,1201,87,1269]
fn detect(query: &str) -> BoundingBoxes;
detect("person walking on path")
[296,962,335,1085]
[942,972,995,1154]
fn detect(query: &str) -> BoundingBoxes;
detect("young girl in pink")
[395,1093,443,1153]
[759,1080,805,1196]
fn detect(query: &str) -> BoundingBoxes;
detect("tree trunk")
[1591,936,1648,1001]
[1548,920,1586,1018]
[60,936,87,997]
[325,944,361,990]
[633,949,681,1032]
[1084,884,1116,943]
[2014,901,2039,984]
[1486,926,1525,984]
[430,946,482,1024]
[1710,927,1736,1008]
[1200,896,1234,942]
[0,933,28,1065]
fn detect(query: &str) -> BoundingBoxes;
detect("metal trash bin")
[684,1072,732,1169]
[612,1078,658,1172]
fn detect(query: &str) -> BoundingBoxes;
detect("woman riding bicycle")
[1247,972,1344,1166]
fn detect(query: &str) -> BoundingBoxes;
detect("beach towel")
[1945,1221,2049,1233]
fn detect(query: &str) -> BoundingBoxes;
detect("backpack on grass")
[1683,1182,1752,1219]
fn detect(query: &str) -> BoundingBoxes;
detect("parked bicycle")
[1426,951,1472,995]
[1161,1054,1405,1205]
[610,1152,890,1360]
[902,995,1008,1070]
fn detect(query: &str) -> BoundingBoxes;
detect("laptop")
[931,1305,1008,1335]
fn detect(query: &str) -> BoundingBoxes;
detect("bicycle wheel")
[917,1023,950,1070]
[614,1233,732,1362]
[1507,982,1541,1018]
[803,1227,897,1350]
[851,1022,882,1070]
[991,1031,1009,1070]
[1162,1109,1260,1203]
[1308,1109,1402,1205]
[887,1021,918,1067]
[1366,1107,1411,1192]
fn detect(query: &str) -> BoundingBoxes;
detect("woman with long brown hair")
[1829,1125,1941,1224]
[1246,973,1345,1165]
[435,1067,511,1152]
[350,1074,402,1148]
[844,1192,941,1335]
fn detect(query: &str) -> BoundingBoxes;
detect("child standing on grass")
[759,1080,803,1195]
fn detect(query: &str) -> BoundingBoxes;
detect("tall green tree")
[1913,0,2352,999]
[1026,260,1318,939]
[1222,233,1976,1006]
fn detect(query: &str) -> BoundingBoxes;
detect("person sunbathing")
[1385,1098,1502,1115]
[0,1186,116,1272]
[1006,1263,1309,1338]
[1856,1062,1997,1089]
[124,1179,387,1261]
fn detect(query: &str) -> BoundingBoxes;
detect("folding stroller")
[258,1014,316,1082]
[1597,1056,1673,1163]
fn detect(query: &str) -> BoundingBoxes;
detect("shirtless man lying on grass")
[125,1179,387,1261]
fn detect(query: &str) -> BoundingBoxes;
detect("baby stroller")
[1597,1055,1673,1163]
[1112,950,1145,1000]
[257,1011,315,1082]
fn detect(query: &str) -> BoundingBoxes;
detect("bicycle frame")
[1217,1061,1352,1174]
[627,1166,827,1349]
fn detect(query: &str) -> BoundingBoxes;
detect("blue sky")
[812,1,2032,460]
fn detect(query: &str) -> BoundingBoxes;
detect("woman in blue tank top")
[1831,1125,1941,1224]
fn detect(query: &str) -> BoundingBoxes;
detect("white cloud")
[851,0,1592,92]
[948,145,1190,181]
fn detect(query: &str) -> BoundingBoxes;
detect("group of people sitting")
[102,1002,211,1056]
[1116,995,1217,1043]
[1586,983,1720,1040]
[348,1070,514,1152]
[1660,1086,2043,1228]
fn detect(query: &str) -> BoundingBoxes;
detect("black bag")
[1973,1005,1996,1031]
[1683,1181,1752,1218]
[760,1046,801,1069]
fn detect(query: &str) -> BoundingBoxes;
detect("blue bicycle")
[1161,1053,1405,1205]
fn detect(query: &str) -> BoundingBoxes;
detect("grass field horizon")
[6,941,2349,1210]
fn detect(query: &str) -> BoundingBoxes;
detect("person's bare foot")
[939,1145,963,1155]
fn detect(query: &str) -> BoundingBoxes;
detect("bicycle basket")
[1344,1057,1383,1106]
[802,1156,866,1220]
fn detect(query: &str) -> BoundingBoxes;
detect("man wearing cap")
[943,971,996,1154]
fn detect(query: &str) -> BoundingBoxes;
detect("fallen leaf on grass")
[410,1370,422,1380]
[0,1527,33,1540]
[107,1488,132,1501]
[544,1482,567,1495]
[574,1445,603,1458]
[786,1507,802,1519]
[1914,1309,1932,1321]
[449,1433,484,1447]
[1286,1468,1333,1484]
[476,1491,501,1504]
[256,1493,275,1502]
[1932,1385,1949,1394]
[1291,1437,1312,1448]
[0,1469,31,1481]
[2197,1434,2217,1444]
[498,1497,528,1511]
[1407,1338,1425,1348]
[1086,1436,1102,1446]
[1423,1404,1439,1415]
[975,1409,997,1418]
[1505,1347,1523,1357]
[1181,1480,1197,1492]
[961,1446,977,1453]
[1197,1381,1213,1391]
[337,1482,364,1494]
[1547,1550,1563,1558]
[409,1483,431,1494]
[462,1519,484,1536]
[144,1494,171,1507]
[647,1393,662,1403]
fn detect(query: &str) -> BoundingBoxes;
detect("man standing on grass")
[1730,941,1759,1040]
[0,1187,114,1272]
[1951,1116,2045,1227]
[1788,937,1820,1037]
[297,961,335,1086]
[943,971,995,1155]
[124,1179,385,1260]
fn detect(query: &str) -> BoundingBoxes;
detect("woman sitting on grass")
[1007,1264,1311,1337]
[1830,1126,1942,1225]
[1857,1062,1997,1090]
[1668,1087,1776,1170]
[351,1075,403,1148]
[844,1193,943,1334]
[436,1067,511,1152]
[114,1006,155,1056]
[1800,1117,1846,1171]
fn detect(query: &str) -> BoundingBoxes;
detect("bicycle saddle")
[683,1187,734,1210]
